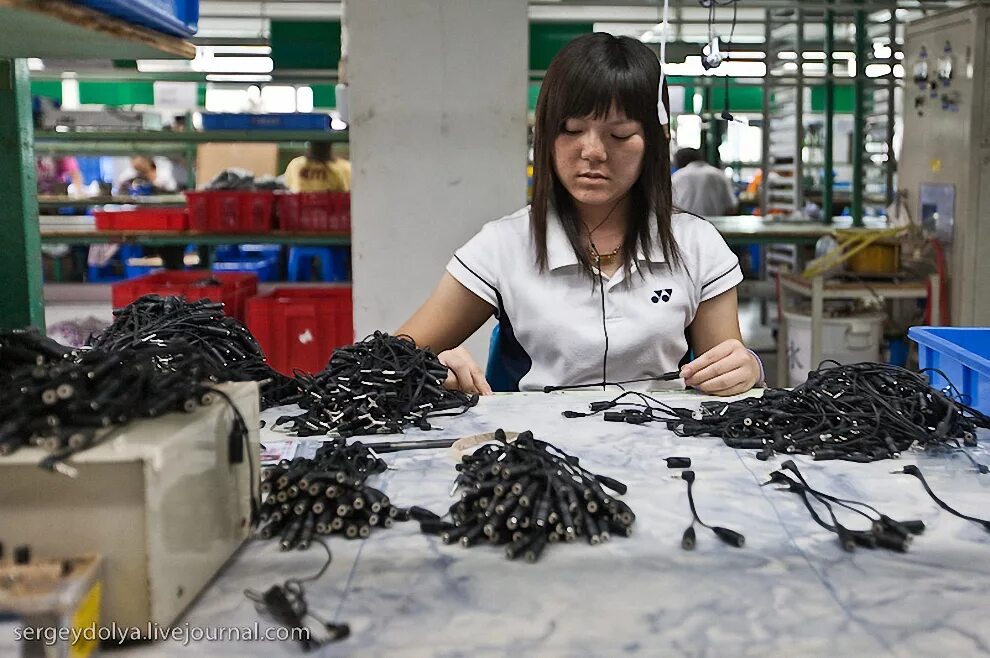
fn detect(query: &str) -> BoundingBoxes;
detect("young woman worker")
[398,33,763,397]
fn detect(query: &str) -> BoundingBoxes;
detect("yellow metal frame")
[802,228,905,279]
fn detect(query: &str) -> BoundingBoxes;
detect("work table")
[114,391,990,656]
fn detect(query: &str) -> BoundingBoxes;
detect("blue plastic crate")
[73,0,198,37]
[124,263,164,279]
[212,257,279,283]
[87,263,125,283]
[909,326,990,415]
[201,113,330,131]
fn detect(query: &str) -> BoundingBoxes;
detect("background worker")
[671,147,737,216]
[284,141,351,192]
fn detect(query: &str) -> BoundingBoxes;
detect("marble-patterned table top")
[105,391,990,657]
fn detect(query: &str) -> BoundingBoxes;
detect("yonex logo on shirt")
[651,289,672,303]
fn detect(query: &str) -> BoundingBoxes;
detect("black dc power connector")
[418,429,635,563]
[677,470,745,550]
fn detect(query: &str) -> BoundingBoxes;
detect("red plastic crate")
[245,286,353,375]
[185,191,211,231]
[275,192,351,232]
[112,270,259,320]
[184,190,275,233]
[94,208,188,231]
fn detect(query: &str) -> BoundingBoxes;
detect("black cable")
[418,428,635,562]
[896,465,990,531]
[593,247,608,391]
[274,332,478,438]
[679,470,745,549]
[767,461,925,553]
[666,362,990,463]
[583,197,626,392]
[244,537,349,651]
[89,295,299,408]
[0,342,249,476]
[257,438,402,548]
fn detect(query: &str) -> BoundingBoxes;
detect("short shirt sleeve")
[446,222,503,309]
[688,216,743,302]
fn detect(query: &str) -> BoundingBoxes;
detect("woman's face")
[552,105,645,210]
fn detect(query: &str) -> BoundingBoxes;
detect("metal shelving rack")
[863,11,901,211]
[761,6,806,218]
[0,0,195,331]
[760,5,905,225]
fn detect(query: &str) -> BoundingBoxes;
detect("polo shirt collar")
[545,206,667,271]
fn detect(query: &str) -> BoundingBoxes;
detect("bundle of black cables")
[0,343,249,478]
[1,328,73,373]
[275,332,478,438]
[417,429,635,563]
[256,438,408,550]
[666,362,990,463]
[89,294,299,408]
[767,460,925,553]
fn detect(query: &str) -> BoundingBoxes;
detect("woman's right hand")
[437,346,493,396]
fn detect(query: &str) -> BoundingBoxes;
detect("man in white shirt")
[671,148,737,217]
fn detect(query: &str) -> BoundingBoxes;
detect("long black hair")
[531,33,679,275]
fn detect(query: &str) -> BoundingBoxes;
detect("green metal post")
[824,11,835,224]
[0,59,44,330]
[705,86,718,165]
[852,7,866,227]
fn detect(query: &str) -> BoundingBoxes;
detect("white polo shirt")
[446,206,742,392]
[671,161,736,216]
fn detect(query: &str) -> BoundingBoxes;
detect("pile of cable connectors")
[668,362,990,463]
[0,328,73,373]
[90,295,298,408]
[275,332,478,438]
[0,338,245,476]
[257,439,405,549]
[417,429,635,563]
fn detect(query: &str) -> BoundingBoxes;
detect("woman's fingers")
[438,348,493,395]
[695,367,750,395]
[682,339,759,394]
[469,364,494,396]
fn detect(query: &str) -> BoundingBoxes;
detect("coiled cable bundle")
[89,295,299,408]
[256,439,405,550]
[667,362,990,463]
[0,344,247,476]
[418,429,635,563]
[275,332,478,438]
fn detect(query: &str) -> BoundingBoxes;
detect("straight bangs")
[546,52,658,129]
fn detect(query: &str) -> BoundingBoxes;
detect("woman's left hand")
[680,339,762,396]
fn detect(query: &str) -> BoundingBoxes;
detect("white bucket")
[784,311,886,387]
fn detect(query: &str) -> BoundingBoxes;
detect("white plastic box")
[784,311,885,386]
[0,382,259,636]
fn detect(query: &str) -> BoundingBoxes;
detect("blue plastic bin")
[124,263,164,279]
[201,113,331,131]
[909,326,990,415]
[212,257,279,283]
[73,0,198,37]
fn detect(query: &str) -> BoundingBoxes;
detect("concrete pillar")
[347,0,528,363]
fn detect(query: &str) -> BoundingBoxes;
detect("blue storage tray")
[212,257,279,283]
[73,0,198,37]
[201,113,331,131]
[909,326,990,415]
